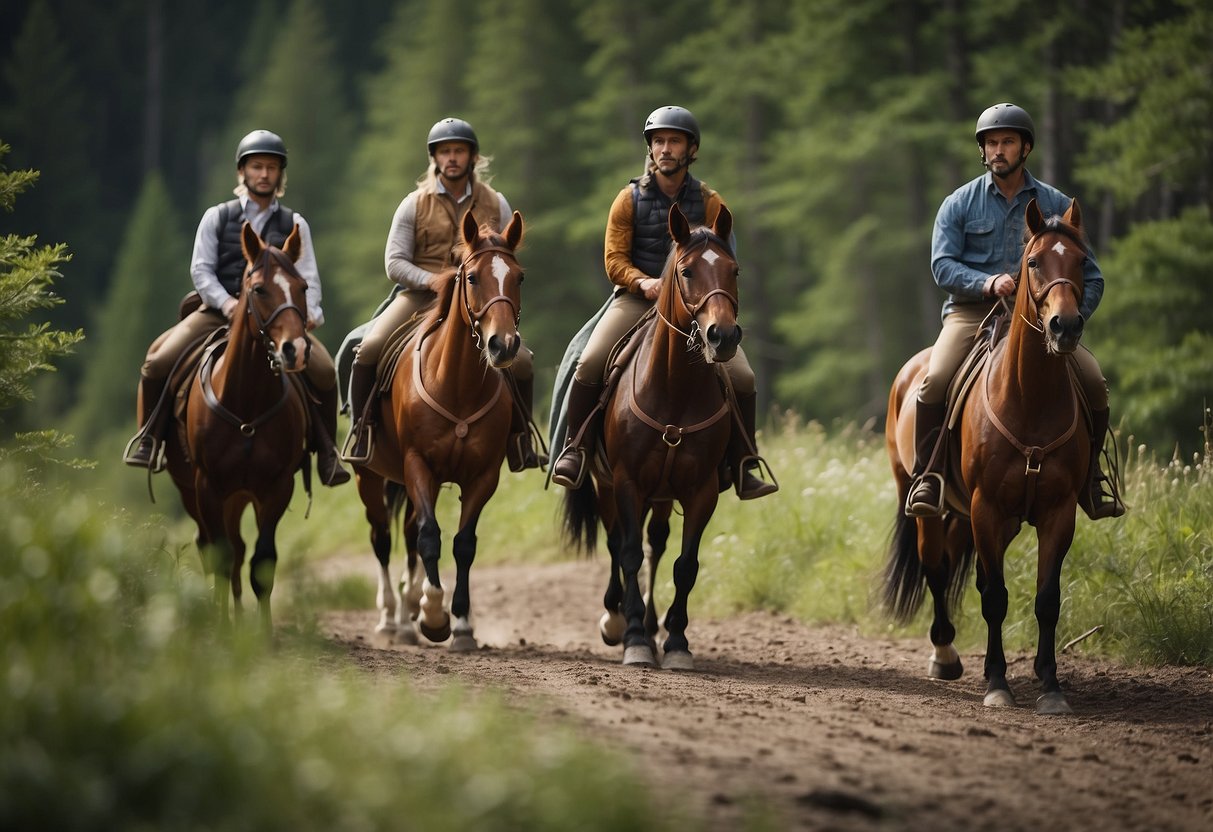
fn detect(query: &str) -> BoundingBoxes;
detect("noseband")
[245,247,310,369]
[457,244,521,349]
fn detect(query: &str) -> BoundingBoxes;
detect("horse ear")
[668,203,690,244]
[462,208,479,248]
[713,203,733,244]
[241,221,263,264]
[1025,198,1044,235]
[1063,197,1082,230]
[283,222,303,261]
[503,210,524,250]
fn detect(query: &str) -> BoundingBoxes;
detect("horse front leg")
[405,461,448,643]
[223,496,249,625]
[643,502,672,645]
[614,481,654,667]
[249,483,293,638]
[1034,510,1076,715]
[193,480,232,628]
[447,470,499,652]
[356,470,399,638]
[598,488,627,646]
[972,499,1016,708]
[660,486,716,671]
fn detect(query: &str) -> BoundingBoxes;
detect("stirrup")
[1084,475,1126,520]
[123,432,166,473]
[736,455,778,500]
[506,432,546,473]
[905,472,945,517]
[551,446,588,489]
[340,421,375,464]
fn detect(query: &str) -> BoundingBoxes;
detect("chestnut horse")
[563,204,739,669]
[166,223,311,631]
[884,198,1092,714]
[353,209,525,651]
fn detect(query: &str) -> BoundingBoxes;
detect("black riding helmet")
[643,106,700,147]
[427,117,479,155]
[235,130,288,168]
[974,103,1035,148]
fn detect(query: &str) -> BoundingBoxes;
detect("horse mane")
[424,268,459,327]
[659,225,730,279]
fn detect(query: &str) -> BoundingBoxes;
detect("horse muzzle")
[274,336,310,372]
[484,329,520,369]
[702,320,742,363]
[1046,313,1084,355]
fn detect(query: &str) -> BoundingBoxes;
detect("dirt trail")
[320,558,1213,831]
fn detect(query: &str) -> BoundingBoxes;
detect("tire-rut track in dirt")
[320,559,1213,831]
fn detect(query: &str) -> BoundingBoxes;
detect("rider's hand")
[221,297,238,319]
[639,278,661,300]
[986,273,1016,298]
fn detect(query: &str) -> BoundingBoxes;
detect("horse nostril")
[706,324,721,346]
[282,342,296,366]
[1049,316,1064,336]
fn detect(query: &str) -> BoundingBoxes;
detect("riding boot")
[905,400,947,517]
[312,384,350,486]
[551,379,602,489]
[123,375,169,470]
[341,362,378,464]
[726,392,778,500]
[1079,407,1126,520]
[505,372,546,472]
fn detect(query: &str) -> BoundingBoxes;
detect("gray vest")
[629,174,706,278]
[215,199,296,297]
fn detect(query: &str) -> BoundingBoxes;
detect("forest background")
[1,0,1210,470]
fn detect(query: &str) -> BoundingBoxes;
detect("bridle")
[245,246,311,370]
[1017,223,1086,334]
[656,234,739,352]
[456,244,521,350]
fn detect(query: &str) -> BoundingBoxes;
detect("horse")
[352,209,525,651]
[165,222,311,631]
[563,203,740,669]
[883,197,1092,714]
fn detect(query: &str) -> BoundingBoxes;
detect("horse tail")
[943,514,976,615]
[561,479,598,555]
[881,510,926,624]
[385,481,408,526]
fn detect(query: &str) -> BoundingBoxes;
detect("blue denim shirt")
[930,170,1103,321]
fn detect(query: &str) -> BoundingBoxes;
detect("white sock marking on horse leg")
[375,563,396,633]
[420,578,445,628]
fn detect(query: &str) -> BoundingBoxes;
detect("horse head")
[457,208,525,369]
[1020,198,1087,355]
[664,203,741,363]
[240,221,310,372]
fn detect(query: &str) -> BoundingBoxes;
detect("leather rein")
[199,247,308,436]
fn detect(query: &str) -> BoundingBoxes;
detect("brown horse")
[165,222,311,631]
[884,198,1092,714]
[353,209,525,651]
[563,203,739,669]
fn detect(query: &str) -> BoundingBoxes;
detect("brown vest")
[412,180,504,271]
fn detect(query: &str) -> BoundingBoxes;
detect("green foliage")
[0,462,689,831]
[0,141,83,455]
[68,172,189,449]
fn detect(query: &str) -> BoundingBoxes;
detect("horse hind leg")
[925,516,973,681]
[358,472,400,639]
[397,501,422,643]
[643,504,672,646]
[600,524,626,646]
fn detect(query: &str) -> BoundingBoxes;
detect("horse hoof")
[1036,692,1073,715]
[418,619,452,644]
[662,650,694,671]
[450,634,478,653]
[599,611,625,646]
[374,619,396,637]
[928,658,964,681]
[983,689,1016,708]
[622,645,657,667]
[395,625,419,646]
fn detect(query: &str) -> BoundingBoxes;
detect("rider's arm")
[603,186,649,294]
[496,192,512,229]
[291,214,324,328]
[930,193,999,301]
[190,205,235,314]
[385,193,438,292]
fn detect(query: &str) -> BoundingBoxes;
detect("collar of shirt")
[239,194,281,234]
[982,168,1040,205]
[436,179,473,204]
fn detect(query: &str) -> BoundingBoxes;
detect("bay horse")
[352,209,525,651]
[563,203,739,669]
[165,222,311,631]
[884,198,1092,714]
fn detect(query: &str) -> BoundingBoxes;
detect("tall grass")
[0,462,692,831]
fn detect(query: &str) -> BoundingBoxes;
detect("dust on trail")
[319,557,1213,831]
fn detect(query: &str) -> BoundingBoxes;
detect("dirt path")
[320,558,1212,831]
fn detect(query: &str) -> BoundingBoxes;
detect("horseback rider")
[549,105,777,499]
[342,117,543,471]
[123,129,350,486]
[904,103,1124,520]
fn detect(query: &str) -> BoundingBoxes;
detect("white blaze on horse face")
[274,273,294,298]
[491,254,509,292]
[701,249,721,266]
[1051,241,1068,257]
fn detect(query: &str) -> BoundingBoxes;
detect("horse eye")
[251,284,266,296]
[1027,258,1038,270]
[466,272,477,285]
[681,268,692,279]
[518,272,525,284]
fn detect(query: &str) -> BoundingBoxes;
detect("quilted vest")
[215,199,295,297]
[629,174,706,278]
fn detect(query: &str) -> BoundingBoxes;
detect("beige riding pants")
[573,290,756,395]
[918,304,1107,410]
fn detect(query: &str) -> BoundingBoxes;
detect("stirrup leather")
[905,471,945,517]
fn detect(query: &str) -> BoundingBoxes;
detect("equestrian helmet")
[643,106,701,147]
[235,130,288,168]
[427,117,479,155]
[975,103,1035,147]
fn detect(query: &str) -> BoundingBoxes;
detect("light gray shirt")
[190,195,325,326]
[384,180,511,291]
